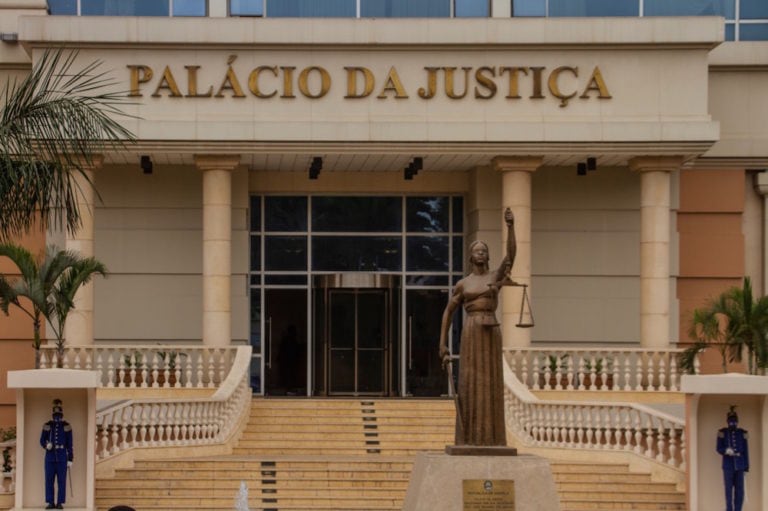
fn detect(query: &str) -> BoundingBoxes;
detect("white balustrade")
[503,363,685,470]
[39,345,239,390]
[94,346,252,461]
[504,348,689,393]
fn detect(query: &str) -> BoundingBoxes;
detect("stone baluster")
[180,404,190,445]
[567,407,576,447]
[622,352,631,391]
[646,353,656,391]
[588,356,597,391]
[532,357,541,390]
[39,351,48,369]
[554,356,563,391]
[521,355,528,388]
[633,410,643,455]
[207,350,216,388]
[679,429,687,471]
[612,409,623,449]
[656,420,667,463]
[85,349,93,370]
[623,408,633,452]
[612,357,620,391]
[594,408,604,448]
[669,354,679,391]
[110,413,120,455]
[600,364,609,391]
[635,354,644,391]
[644,416,654,457]
[658,356,667,391]
[98,416,110,459]
[668,425,678,468]
[577,355,586,390]
[584,407,594,447]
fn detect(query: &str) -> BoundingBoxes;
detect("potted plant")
[156,350,187,386]
[582,357,614,389]
[539,354,569,388]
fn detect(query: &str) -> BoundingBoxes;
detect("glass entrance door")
[405,289,449,396]
[264,289,307,395]
[328,289,389,395]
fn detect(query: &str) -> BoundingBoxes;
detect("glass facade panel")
[250,234,261,271]
[81,0,169,15]
[265,274,308,285]
[405,275,449,286]
[739,23,768,40]
[231,0,263,15]
[48,0,77,14]
[741,0,768,19]
[452,236,464,272]
[513,0,545,16]
[249,357,262,392]
[725,23,736,40]
[644,0,734,18]
[265,236,307,271]
[452,196,464,232]
[250,290,261,352]
[406,236,450,271]
[549,0,638,17]
[455,0,489,17]
[313,236,402,271]
[312,196,402,232]
[268,0,355,17]
[406,196,449,232]
[173,0,207,16]
[265,196,308,232]
[249,196,261,231]
[361,0,450,17]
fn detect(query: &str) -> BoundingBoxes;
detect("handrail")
[503,359,686,470]
[94,346,252,461]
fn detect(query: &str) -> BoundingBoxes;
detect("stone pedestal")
[7,369,100,511]
[403,452,559,511]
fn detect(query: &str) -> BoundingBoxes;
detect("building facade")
[0,1,766,417]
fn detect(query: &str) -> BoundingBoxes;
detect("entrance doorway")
[264,289,307,395]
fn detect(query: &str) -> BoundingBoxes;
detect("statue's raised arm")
[492,208,516,285]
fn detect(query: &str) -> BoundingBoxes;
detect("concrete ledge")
[681,373,768,394]
[7,369,100,389]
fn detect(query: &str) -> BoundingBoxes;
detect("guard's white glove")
[725,447,735,456]
[67,461,72,468]
[45,442,52,450]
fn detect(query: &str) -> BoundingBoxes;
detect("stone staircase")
[94,398,686,511]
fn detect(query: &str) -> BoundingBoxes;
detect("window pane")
[250,275,261,285]
[452,236,463,272]
[250,234,261,271]
[268,0,355,17]
[313,236,402,271]
[265,275,308,285]
[173,0,207,16]
[644,0,734,18]
[549,0,638,16]
[361,0,450,17]
[406,197,449,233]
[726,23,735,40]
[250,196,261,231]
[250,291,262,352]
[407,236,449,271]
[250,357,262,392]
[739,23,768,40]
[265,236,307,270]
[455,0,489,17]
[48,0,77,14]
[741,0,768,19]
[405,275,449,286]
[513,0,545,16]
[232,0,263,15]
[452,196,464,232]
[265,196,308,232]
[81,0,169,15]
[313,197,402,232]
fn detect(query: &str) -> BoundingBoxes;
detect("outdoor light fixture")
[140,155,153,174]
[309,156,322,179]
[404,157,423,180]
[577,162,587,176]
[587,157,597,171]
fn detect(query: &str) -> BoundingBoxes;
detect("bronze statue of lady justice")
[439,208,516,447]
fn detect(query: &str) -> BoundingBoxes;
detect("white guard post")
[7,369,100,511]
[682,374,768,511]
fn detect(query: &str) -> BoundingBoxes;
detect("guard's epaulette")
[63,423,72,432]
[43,424,51,432]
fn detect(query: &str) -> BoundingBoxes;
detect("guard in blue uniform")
[716,406,749,511]
[39,399,73,510]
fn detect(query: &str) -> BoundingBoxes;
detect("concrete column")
[492,156,543,348]
[754,172,768,296]
[195,154,241,347]
[630,156,684,349]
[64,155,103,346]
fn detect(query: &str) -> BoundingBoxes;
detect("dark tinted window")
[173,0,207,16]
[231,0,263,15]
[740,23,768,40]
[250,235,261,271]
[406,197,449,233]
[644,0,733,18]
[250,196,261,231]
[549,0,638,16]
[741,0,768,19]
[81,0,169,15]
[265,196,308,232]
[452,236,464,272]
[48,0,77,14]
[313,197,402,232]
[265,236,307,271]
[406,236,449,271]
[361,0,449,17]
[268,0,355,16]
[455,0,489,17]
[452,196,464,232]
[513,0,545,16]
[313,236,401,271]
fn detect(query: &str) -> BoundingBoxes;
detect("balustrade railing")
[94,346,252,461]
[0,440,14,494]
[503,362,685,470]
[504,348,692,393]
[39,345,239,389]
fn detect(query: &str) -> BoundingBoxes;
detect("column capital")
[628,156,685,173]
[492,156,544,173]
[194,154,241,171]
[755,171,768,196]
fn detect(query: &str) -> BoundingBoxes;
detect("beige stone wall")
[93,164,248,342]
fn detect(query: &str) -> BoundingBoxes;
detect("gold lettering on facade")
[185,65,213,97]
[417,67,439,99]
[299,66,331,98]
[215,56,246,98]
[344,67,375,98]
[499,67,528,99]
[377,67,408,99]
[444,67,472,99]
[474,66,497,99]
[529,66,545,99]
[151,66,183,98]
[281,66,296,98]
[248,66,279,98]
[580,66,612,99]
[127,65,153,97]
[548,66,578,107]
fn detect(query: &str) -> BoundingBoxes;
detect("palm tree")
[682,277,768,375]
[0,243,106,367]
[0,48,134,240]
